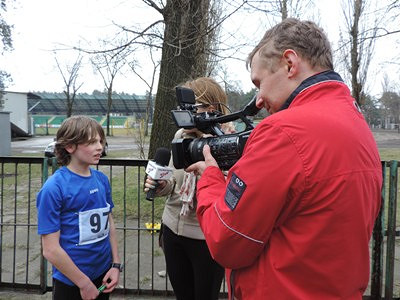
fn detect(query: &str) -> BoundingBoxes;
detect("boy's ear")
[65,144,76,154]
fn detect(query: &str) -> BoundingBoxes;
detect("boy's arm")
[41,231,99,299]
[101,213,120,293]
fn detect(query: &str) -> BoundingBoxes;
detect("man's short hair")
[247,18,333,72]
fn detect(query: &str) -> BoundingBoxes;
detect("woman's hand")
[144,176,167,193]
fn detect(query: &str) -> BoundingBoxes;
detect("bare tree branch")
[142,0,165,14]
[129,48,159,137]
[54,54,84,116]
[74,20,164,56]
[338,0,384,104]
[91,44,129,136]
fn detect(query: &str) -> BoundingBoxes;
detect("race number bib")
[78,204,110,245]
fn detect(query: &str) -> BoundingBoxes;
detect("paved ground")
[371,128,400,148]
[0,290,172,300]
[11,135,145,158]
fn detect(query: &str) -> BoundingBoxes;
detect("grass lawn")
[379,148,400,161]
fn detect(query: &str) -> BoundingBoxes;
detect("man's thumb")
[203,144,211,159]
[203,145,218,167]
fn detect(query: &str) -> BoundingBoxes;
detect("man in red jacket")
[187,18,382,300]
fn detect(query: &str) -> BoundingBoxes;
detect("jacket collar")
[279,70,344,111]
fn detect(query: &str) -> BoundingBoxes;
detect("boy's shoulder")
[90,168,110,184]
[90,168,107,178]
[38,167,70,195]
[42,167,108,187]
[43,166,69,184]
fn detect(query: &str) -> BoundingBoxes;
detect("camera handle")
[199,94,260,133]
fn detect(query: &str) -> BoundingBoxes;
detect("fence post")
[370,161,386,299]
[39,158,49,294]
[384,160,398,300]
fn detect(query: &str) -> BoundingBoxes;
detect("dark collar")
[279,70,344,111]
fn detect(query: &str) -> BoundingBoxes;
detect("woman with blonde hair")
[145,77,231,300]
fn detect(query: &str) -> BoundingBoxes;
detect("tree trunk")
[350,0,362,104]
[281,0,288,20]
[145,92,151,137]
[106,85,113,136]
[148,0,211,158]
[66,95,73,117]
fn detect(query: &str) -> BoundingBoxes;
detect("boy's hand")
[101,267,120,293]
[79,280,99,300]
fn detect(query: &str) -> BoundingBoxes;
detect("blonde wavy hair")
[183,77,229,115]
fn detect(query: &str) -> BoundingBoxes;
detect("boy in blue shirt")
[37,116,121,300]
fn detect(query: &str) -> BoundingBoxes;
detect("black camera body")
[171,87,260,170]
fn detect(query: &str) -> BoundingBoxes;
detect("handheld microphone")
[145,147,173,201]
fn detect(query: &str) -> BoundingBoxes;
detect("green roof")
[27,92,151,116]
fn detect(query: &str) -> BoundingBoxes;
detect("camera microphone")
[145,147,173,201]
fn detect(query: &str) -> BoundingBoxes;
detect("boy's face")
[66,133,103,167]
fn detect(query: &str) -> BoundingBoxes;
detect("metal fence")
[0,156,398,299]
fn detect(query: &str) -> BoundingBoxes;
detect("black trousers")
[52,271,109,300]
[162,225,225,300]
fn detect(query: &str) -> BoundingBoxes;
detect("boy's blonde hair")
[55,116,106,166]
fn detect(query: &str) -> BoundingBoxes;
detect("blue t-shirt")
[37,166,114,286]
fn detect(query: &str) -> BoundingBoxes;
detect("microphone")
[145,147,173,201]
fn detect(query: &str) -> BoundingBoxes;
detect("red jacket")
[196,71,382,300]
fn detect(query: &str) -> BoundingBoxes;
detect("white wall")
[3,91,29,133]
[0,112,11,155]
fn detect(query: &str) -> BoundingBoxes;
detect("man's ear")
[282,49,298,78]
[65,144,76,154]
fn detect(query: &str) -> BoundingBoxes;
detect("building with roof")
[2,91,153,137]
[2,91,32,137]
[28,92,151,117]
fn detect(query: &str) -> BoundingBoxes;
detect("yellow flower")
[145,222,161,234]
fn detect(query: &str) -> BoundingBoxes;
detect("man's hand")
[186,145,219,176]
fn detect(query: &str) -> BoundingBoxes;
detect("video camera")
[171,86,260,170]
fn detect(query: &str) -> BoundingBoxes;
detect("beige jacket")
[156,129,205,240]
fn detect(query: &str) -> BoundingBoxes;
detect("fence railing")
[0,156,399,299]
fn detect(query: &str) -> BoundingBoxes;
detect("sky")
[1,0,398,97]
